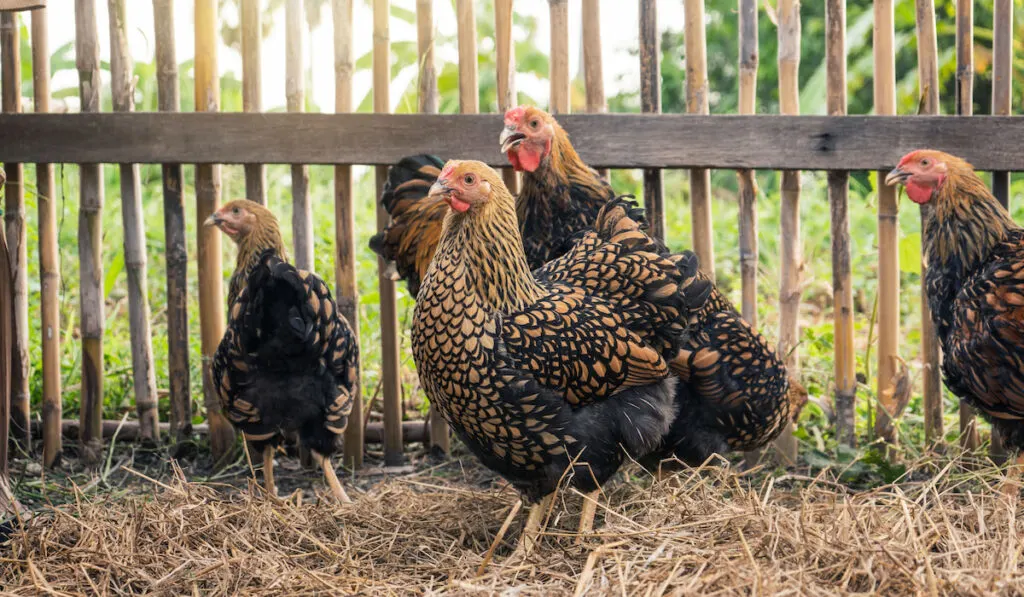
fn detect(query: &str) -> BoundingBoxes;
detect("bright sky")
[43,0,686,112]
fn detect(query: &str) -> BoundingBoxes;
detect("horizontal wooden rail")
[2,113,1023,170]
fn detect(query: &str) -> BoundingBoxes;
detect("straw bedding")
[1,456,1023,596]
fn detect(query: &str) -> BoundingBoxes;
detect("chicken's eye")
[463,174,476,185]
[232,207,240,215]
[530,119,539,128]
[920,159,930,167]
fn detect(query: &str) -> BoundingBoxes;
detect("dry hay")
[1,457,1023,596]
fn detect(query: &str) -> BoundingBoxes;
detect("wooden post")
[954,0,979,452]
[287,0,312,272]
[495,0,518,194]
[873,0,899,448]
[333,0,362,469]
[31,6,62,465]
[418,0,448,458]
[109,0,160,442]
[75,0,105,463]
[774,0,800,464]
[914,0,943,449]
[154,0,192,444]
[639,0,664,241]
[1,11,28,449]
[581,0,607,180]
[241,0,265,204]
[684,0,714,277]
[195,0,236,464]
[0,167,9,481]
[549,0,569,114]
[737,0,758,326]
[374,0,403,466]
[826,0,855,447]
[455,0,478,114]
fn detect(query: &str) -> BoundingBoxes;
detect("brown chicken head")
[499,105,557,173]
[885,149,970,205]
[428,160,507,215]
[204,199,276,243]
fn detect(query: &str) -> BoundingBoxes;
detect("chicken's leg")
[576,490,600,543]
[1001,452,1024,498]
[514,493,553,557]
[312,451,352,503]
[262,445,277,497]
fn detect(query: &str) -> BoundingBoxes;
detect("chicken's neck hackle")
[228,216,288,306]
[517,124,609,226]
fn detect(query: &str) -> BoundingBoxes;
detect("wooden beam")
[2,114,1024,170]
[0,1,45,11]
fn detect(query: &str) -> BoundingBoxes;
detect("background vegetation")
[8,0,1024,474]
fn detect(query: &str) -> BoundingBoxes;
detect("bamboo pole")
[639,0,664,241]
[954,0,979,452]
[684,0,714,278]
[582,0,607,180]
[417,0,448,458]
[75,0,105,463]
[287,0,312,272]
[774,0,800,464]
[1,12,28,450]
[456,0,477,114]
[0,167,9,481]
[109,0,160,442]
[374,0,403,466]
[31,6,61,465]
[495,0,518,193]
[333,0,362,469]
[873,0,899,448]
[914,0,943,449]
[241,0,265,204]
[154,0,191,444]
[549,0,569,114]
[827,0,855,447]
[195,0,235,463]
[737,0,758,327]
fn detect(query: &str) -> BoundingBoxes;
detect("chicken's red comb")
[504,105,529,126]
[439,160,460,181]
[897,149,929,167]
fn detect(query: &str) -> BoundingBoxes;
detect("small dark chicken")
[412,160,711,551]
[206,200,358,502]
[369,105,614,296]
[887,150,1024,491]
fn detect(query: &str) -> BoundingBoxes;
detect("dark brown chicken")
[412,160,711,551]
[887,150,1024,488]
[206,200,359,502]
[369,106,614,296]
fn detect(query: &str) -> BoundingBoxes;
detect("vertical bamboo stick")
[737,0,758,326]
[827,0,855,447]
[1,13,28,449]
[374,0,402,466]
[334,0,362,469]
[75,0,105,463]
[109,0,160,441]
[914,0,943,449]
[154,0,192,443]
[685,0,714,278]
[0,167,9,480]
[195,0,235,463]
[32,6,62,465]
[774,0,800,464]
[287,0,312,272]
[456,0,477,114]
[954,0,979,452]
[241,0,265,204]
[549,0,569,114]
[495,0,518,193]
[417,0,448,457]
[581,0,607,180]
[638,0,664,241]
[873,0,899,447]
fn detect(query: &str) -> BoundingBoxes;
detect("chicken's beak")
[885,167,910,187]
[499,126,526,153]
[203,212,222,228]
[428,180,452,200]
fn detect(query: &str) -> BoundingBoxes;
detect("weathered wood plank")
[0,1,45,11]
[2,113,1024,170]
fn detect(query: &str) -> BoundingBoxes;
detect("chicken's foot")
[511,493,553,558]
[312,451,352,503]
[1001,452,1024,499]
[576,490,600,544]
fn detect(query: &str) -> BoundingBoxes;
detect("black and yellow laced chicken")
[887,150,1024,493]
[369,105,614,296]
[412,160,711,551]
[206,200,358,502]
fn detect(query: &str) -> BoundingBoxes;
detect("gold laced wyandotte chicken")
[205,200,359,503]
[412,159,713,551]
[887,150,1024,493]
